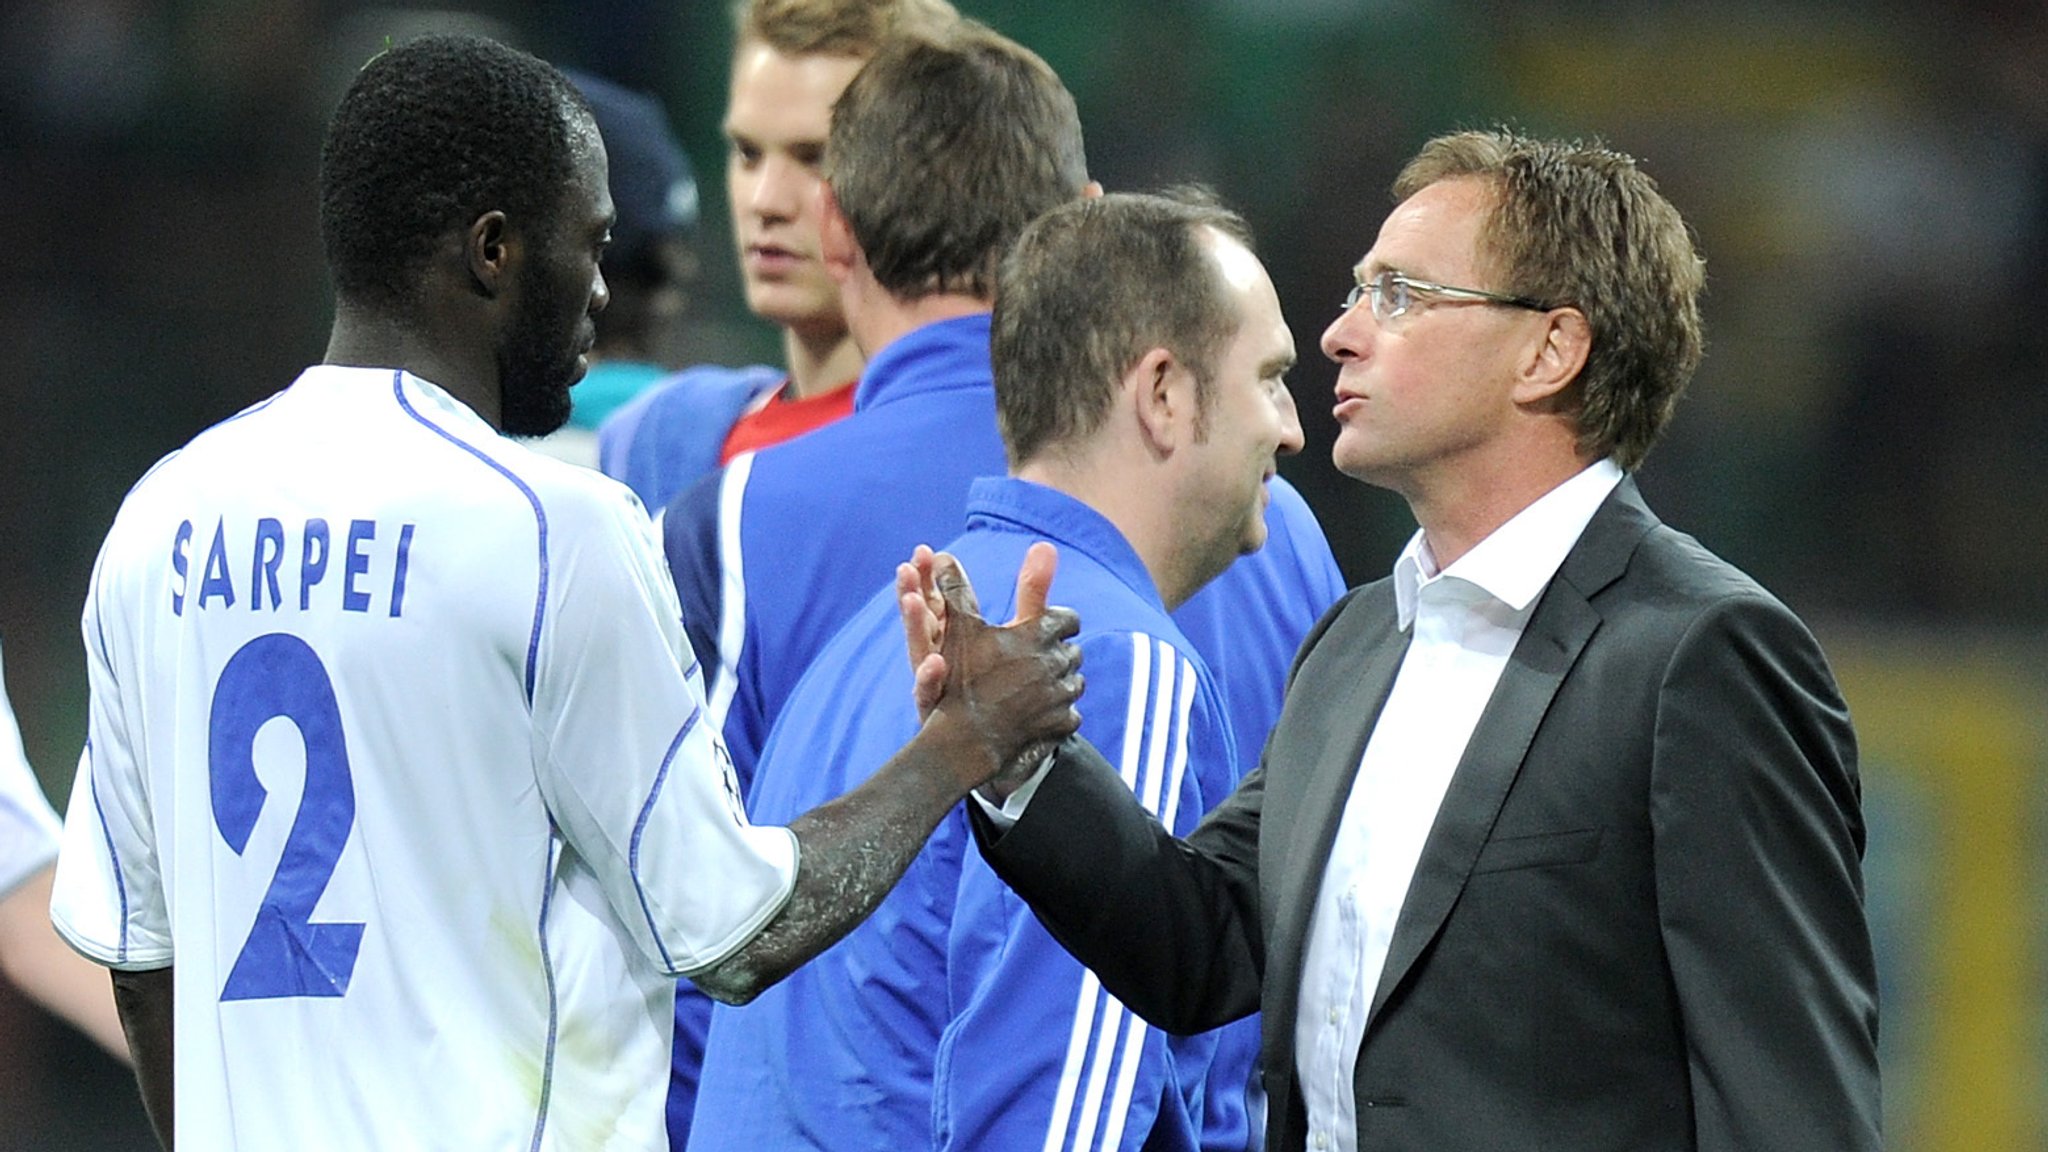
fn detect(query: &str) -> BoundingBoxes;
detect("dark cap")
[562,68,699,261]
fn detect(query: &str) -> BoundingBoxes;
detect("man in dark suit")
[963,130,1881,1151]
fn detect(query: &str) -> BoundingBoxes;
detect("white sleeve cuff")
[969,750,1055,829]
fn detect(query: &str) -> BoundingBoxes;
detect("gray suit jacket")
[976,480,1881,1152]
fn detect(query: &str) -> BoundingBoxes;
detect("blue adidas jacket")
[662,314,1345,1148]
[691,478,1255,1152]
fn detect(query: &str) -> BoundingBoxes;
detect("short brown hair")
[827,21,1089,302]
[1395,129,1706,470]
[992,189,1254,468]
[733,0,958,57]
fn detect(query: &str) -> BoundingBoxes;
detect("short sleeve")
[530,485,796,977]
[49,546,174,969]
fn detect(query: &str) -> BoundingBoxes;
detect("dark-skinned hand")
[895,542,1080,796]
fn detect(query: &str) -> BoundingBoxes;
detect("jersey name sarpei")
[51,365,798,1152]
[167,514,416,618]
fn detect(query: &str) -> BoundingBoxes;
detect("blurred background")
[2,0,2044,1147]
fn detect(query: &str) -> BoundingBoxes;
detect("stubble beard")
[497,284,580,439]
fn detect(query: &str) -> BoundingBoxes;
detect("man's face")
[1320,176,1540,494]
[724,42,866,339]
[500,113,613,437]
[1181,231,1304,578]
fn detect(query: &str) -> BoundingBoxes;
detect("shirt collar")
[1392,458,1626,630]
[964,476,1164,611]
[293,365,496,436]
[854,313,994,412]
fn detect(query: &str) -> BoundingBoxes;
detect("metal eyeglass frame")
[1344,268,1555,323]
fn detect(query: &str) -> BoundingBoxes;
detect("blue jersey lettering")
[198,519,236,610]
[171,519,194,615]
[301,519,330,610]
[170,516,415,617]
[342,520,376,614]
[390,523,415,619]
[252,518,285,611]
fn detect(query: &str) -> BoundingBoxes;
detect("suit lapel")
[1265,583,1409,1056]
[1363,480,1658,1027]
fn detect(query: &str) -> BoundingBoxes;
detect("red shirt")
[718,378,859,463]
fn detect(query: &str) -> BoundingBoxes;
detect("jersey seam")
[388,371,550,703]
[629,707,703,971]
[526,837,562,1152]
[86,748,133,963]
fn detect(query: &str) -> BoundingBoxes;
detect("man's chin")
[501,380,575,438]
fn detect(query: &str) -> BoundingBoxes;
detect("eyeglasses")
[1343,269,1554,324]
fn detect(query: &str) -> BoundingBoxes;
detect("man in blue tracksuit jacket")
[689,189,1312,1150]
[667,317,1341,792]
[694,476,1247,1151]
[668,30,1345,1150]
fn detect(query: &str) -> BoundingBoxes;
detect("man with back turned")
[47,34,1081,1151]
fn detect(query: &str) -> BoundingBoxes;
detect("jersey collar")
[962,476,1165,611]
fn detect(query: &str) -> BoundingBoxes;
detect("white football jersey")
[51,366,798,1151]
[0,640,63,901]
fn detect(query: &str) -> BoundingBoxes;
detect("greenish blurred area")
[2,2,2044,1147]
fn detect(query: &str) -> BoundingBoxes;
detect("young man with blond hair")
[598,0,957,510]
[607,9,969,1143]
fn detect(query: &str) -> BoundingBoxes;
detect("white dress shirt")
[1293,459,1623,1152]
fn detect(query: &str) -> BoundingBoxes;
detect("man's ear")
[1513,306,1592,406]
[818,183,858,284]
[1126,346,1192,458]
[465,210,513,298]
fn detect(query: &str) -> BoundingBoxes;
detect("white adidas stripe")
[1158,661,1197,833]
[1042,971,1105,1152]
[705,452,755,731]
[1042,634,1194,1149]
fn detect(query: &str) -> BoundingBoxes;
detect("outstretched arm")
[692,548,1083,1005]
[940,635,1242,1151]
[0,866,129,1060]
[973,737,1266,1035]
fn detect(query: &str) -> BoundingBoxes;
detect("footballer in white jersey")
[51,366,798,1149]
[46,36,1083,1150]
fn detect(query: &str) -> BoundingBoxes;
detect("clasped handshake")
[893,541,1083,799]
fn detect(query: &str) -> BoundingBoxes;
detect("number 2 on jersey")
[209,633,364,1001]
